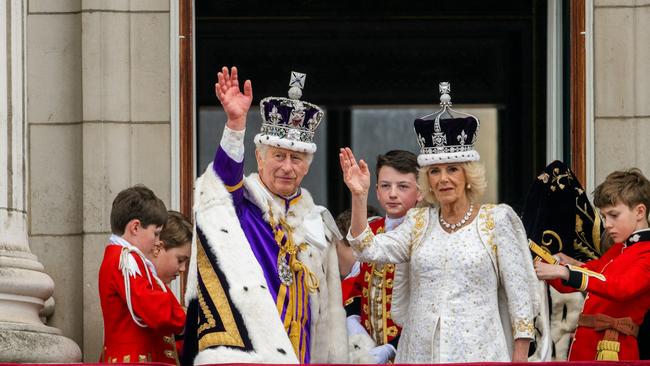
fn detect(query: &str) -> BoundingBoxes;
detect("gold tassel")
[595,340,620,360]
[289,320,301,359]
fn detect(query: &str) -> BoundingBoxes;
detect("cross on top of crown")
[439,81,452,106]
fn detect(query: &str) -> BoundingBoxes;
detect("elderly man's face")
[256,146,310,197]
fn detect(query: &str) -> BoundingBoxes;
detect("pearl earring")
[466,183,471,190]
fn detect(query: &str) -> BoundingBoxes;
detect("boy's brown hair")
[335,206,381,247]
[110,185,168,235]
[593,168,650,218]
[375,150,419,180]
[160,210,193,249]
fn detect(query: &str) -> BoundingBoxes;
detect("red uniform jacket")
[99,244,186,364]
[344,218,401,347]
[549,229,650,360]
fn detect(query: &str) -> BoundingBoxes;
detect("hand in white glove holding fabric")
[346,315,368,336]
[369,344,396,364]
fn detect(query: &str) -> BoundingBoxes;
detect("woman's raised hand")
[215,66,253,131]
[339,147,370,196]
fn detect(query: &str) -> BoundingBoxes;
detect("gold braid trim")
[268,206,317,363]
[292,260,320,292]
[196,241,245,350]
[224,179,244,192]
[268,208,320,292]
[596,340,620,360]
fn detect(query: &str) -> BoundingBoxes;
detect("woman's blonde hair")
[417,161,487,206]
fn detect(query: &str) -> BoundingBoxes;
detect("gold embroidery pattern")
[348,224,374,253]
[479,204,497,254]
[409,208,428,253]
[122,355,130,362]
[387,325,399,337]
[364,271,371,281]
[512,318,535,336]
[137,354,149,362]
[539,166,573,192]
[196,239,246,350]
[541,230,563,252]
[164,350,176,359]
[572,199,600,259]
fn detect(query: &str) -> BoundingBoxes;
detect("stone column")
[0,0,81,362]
[79,0,172,360]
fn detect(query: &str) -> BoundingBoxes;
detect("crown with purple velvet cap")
[413,82,481,166]
[255,71,324,154]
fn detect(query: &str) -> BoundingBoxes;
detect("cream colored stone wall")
[26,1,84,352]
[26,0,172,361]
[593,0,650,183]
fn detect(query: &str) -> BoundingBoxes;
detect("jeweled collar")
[625,228,650,247]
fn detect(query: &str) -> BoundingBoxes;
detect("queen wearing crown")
[340,83,545,363]
[182,67,348,365]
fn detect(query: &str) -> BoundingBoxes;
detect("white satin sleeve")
[346,207,429,265]
[389,262,410,327]
[220,126,245,162]
[494,204,538,340]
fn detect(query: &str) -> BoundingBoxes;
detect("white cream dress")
[348,204,539,363]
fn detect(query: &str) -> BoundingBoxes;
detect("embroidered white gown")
[348,204,538,363]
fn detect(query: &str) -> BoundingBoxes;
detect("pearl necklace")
[439,203,474,232]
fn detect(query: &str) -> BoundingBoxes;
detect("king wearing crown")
[182,67,348,365]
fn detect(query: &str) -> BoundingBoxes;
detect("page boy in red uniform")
[535,168,650,360]
[150,210,192,363]
[99,186,186,363]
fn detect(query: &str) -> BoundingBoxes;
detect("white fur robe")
[185,165,348,364]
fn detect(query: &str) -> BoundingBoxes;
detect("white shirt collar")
[108,234,159,277]
[385,216,406,232]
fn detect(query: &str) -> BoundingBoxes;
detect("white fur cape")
[186,164,348,364]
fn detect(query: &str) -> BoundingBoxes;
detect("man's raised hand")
[215,66,253,131]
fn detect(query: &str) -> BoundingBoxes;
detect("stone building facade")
[1,0,648,362]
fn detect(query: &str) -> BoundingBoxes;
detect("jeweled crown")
[413,82,481,166]
[255,71,324,154]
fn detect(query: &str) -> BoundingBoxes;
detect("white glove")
[369,343,396,364]
[346,315,368,336]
